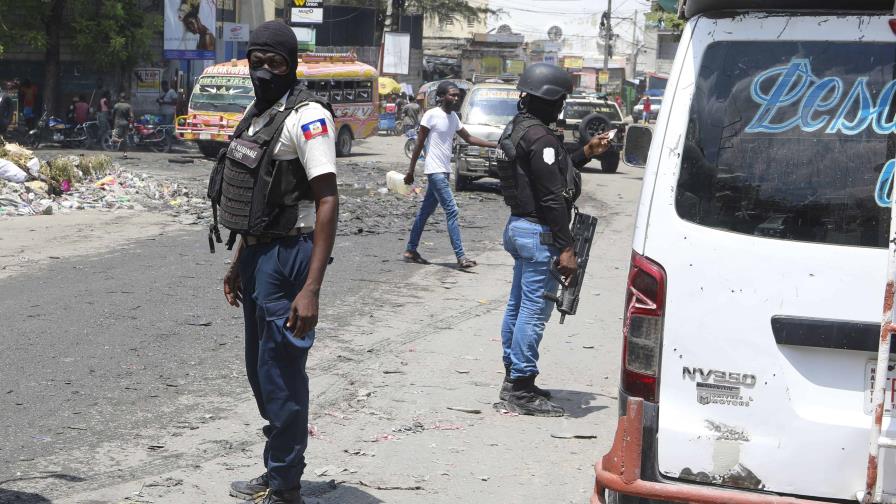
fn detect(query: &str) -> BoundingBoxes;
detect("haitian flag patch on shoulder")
[301,118,329,140]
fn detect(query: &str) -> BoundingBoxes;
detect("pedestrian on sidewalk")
[111,92,134,159]
[97,90,112,142]
[219,20,339,504]
[496,63,610,416]
[157,80,178,126]
[642,95,652,124]
[402,80,496,269]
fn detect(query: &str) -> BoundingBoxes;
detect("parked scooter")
[101,122,172,153]
[25,112,98,149]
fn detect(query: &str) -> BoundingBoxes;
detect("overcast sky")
[486,0,653,57]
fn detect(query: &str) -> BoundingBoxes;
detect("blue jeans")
[500,217,561,379]
[406,172,466,259]
[239,234,316,491]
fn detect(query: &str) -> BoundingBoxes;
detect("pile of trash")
[0,142,208,222]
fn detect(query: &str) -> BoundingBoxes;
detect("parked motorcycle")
[26,112,98,149]
[403,127,428,161]
[101,122,172,153]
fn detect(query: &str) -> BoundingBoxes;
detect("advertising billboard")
[164,0,217,60]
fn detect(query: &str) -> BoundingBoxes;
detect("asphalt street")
[0,134,642,503]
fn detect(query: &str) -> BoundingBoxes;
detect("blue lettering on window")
[876,159,896,208]
[746,59,896,136]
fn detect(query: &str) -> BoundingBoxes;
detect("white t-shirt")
[248,93,337,229]
[420,107,462,174]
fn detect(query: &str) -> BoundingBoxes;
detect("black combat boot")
[230,472,269,500]
[501,365,551,400]
[503,375,565,417]
[255,488,304,504]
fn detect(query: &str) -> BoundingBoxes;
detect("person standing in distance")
[157,81,178,126]
[111,92,134,159]
[219,21,339,504]
[403,81,496,268]
[496,63,610,416]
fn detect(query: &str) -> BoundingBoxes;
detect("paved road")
[0,134,643,503]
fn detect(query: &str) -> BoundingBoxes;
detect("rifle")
[544,210,598,324]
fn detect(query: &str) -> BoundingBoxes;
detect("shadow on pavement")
[302,479,385,503]
[549,389,610,419]
[0,472,86,503]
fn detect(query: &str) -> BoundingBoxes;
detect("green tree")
[0,0,161,115]
[645,10,685,34]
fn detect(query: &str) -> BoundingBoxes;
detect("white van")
[595,1,896,503]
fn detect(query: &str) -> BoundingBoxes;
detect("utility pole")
[630,10,639,78]
[602,0,612,93]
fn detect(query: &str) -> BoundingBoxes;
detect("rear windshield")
[565,102,622,121]
[677,41,896,248]
[190,75,254,114]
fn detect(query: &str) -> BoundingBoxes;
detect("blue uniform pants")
[500,217,561,378]
[239,234,316,491]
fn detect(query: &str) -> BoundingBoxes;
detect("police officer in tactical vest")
[208,21,339,504]
[496,63,610,417]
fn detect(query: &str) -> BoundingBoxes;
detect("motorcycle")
[403,127,426,160]
[26,112,98,149]
[101,122,172,153]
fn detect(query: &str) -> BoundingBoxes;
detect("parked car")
[559,94,627,173]
[452,83,518,191]
[632,96,662,121]
[597,2,896,504]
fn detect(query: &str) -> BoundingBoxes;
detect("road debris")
[354,480,425,491]
[392,421,426,434]
[446,406,481,414]
[550,433,598,439]
[344,448,375,457]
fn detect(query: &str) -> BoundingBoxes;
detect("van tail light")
[621,251,667,403]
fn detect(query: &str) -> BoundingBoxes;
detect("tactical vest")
[207,85,334,252]
[497,113,581,213]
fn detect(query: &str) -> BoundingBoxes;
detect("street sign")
[222,23,250,42]
[563,56,584,69]
[599,70,609,85]
[291,7,323,24]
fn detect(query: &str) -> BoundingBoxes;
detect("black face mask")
[250,68,295,111]
[524,95,565,124]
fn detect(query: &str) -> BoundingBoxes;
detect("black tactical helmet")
[517,63,573,101]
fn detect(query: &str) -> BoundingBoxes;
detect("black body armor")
[207,84,333,252]
[497,113,581,214]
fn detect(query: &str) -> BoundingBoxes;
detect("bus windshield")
[190,75,254,114]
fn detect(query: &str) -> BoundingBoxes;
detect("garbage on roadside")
[0,143,209,221]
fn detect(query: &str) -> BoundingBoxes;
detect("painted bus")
[175,53,379,157]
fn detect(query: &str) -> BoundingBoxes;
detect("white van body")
[596,3,896,503]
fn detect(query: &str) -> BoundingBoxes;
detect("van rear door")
[642,13,896,499]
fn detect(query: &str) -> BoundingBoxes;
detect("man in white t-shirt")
[403,81,496,268]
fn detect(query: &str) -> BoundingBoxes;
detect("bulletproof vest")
[497,113,581,213]
[206,84,334,252]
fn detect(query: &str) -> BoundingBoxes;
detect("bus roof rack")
[683,0,893,19]
[299,52,358,63]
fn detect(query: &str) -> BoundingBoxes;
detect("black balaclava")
[247,21,298,112]
[521,94,565,124]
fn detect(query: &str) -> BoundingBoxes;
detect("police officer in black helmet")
[496,63,610,417]
[211,20,339,504]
